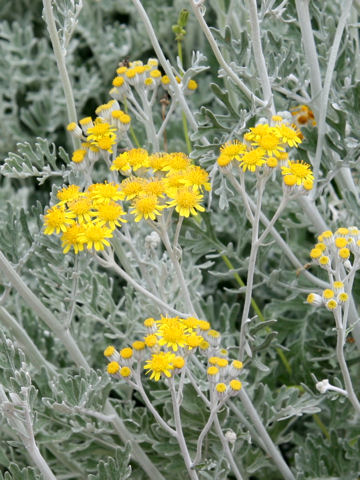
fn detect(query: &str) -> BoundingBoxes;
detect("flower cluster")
[111,148,210,221]
[217,116,314,190]
[104,315,243,399]
[109,58,198,101]
[43,183,125,253]
[67,99,131,164]
[43,148,210,253]
[306,227,360,311]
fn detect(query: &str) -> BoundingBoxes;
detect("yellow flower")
[142,178,167,197]
[93,201,126,229]
[60,223,86,254]
[43,205,75,235]
[162,152,191,172]
[111,152,132,172]
[156,317,188,351]
[167,187,205,217]
[180,165,211,192]
[244,124,271,142]
[217,140,246,166]
[130,194,165,222]
[68,196,93,223]
[120,177,145,200]
[274,124,302,148]
[57,185,81,203]
[107,361,120,375]
[144,351,176,381]
[149,153,168,171]
[237,148,266,172]
[281,160,314,186]
[88,182,123,204]
[87,118,117,153]
[251,130,284,157]
[81,223,113,251]
[126,148,149,171]
[72,149,87,163]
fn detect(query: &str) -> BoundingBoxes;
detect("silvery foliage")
[0,0,360,478]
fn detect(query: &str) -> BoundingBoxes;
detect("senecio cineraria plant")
[1,0,360,479]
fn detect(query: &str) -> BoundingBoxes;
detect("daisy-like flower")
[251,130,284,157]
[142,178,167,197]
[217,140,246,167]
[120,177,146,200]
[60,223,86,254]
[94,201,126,229]
[163,152,191,172]
[244,124,271,142]
[57,185,81,203]
[43,205,75,235]
[167,187,205,217]
[236,148,266,172]
[88,182,123,204]
[148,153,168,172]
[180,165,211,192]
[281,160,314,186]
[87,118,117,153]
[110,152,132,173]
[68,196,93,224]
[81,222,113,251]
[144,351,176,381]
[111,110,131,131]
[130,194,165,222]
[126,148,149,171]
[164,171,185,191]
[72,149,87,164]
[156,317,188,351]
[274,123,302,148]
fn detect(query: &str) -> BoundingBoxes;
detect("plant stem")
[0,250,165,480]
[169,380,199,480]
[0,306,56,375]
[334,308,360,414]
[159,219,197,316]
[131,0,198,131]
[188,0,265,106]
[311,0,353,189]
[42,0,79,150]
[239,388,295,480]
[192,399,225,466]
[239,178,266,359]
[295,0,322,111]
[213,415,244,480]
[246,0,275,114]
[96,251,186,317]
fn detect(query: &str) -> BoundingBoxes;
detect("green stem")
[182,112,192,153]
[312,414,330,440]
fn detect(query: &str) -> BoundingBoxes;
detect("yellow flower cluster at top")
[306,227,360,311]
[43,148,210,254]
[217,115,314,190]
[67,99,131,164]
[104,315,243,398]
[109,58,198,101]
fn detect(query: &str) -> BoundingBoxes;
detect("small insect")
[118,56,130,68]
